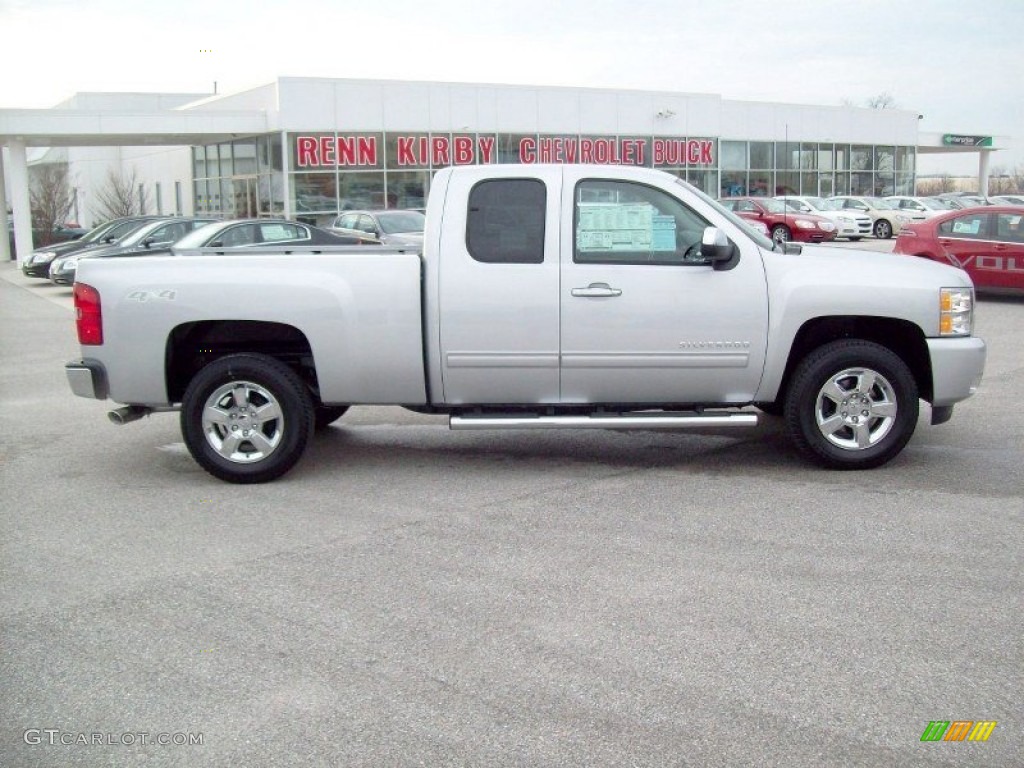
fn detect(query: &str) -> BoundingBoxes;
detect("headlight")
[794,220,816,229]
[819,222,836,231]
[837,215,853,224]
[940,288,973,336]
[30,250,57,264]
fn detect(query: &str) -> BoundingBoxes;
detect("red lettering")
[320,136,336,166]
[337,136,356,166]
[419,137,429,165]
[358,136,377,166]
[700,140,713,165]
[653,139,665,165]
[594,140,610,164]
[633,139,646,165]
[431,136,450,166]
[296,136,318,167]
[397,137,416,166]
[687,140,701,165]
[453,136,474,164]
[477,136,495,163]
[564,139,578,163]
[520,137,537,163]
[581,139,594,163]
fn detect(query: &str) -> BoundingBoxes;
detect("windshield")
[758,198,792,214]
[866,197,897,210]
[676,179,773,250]
[173,221,226,249]
[376,211,426,234]
[119,220,169,247]
[101,219,150,242]
[80,220,124,243]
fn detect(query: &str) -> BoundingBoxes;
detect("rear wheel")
[181,354,314,483]
[784,340,918,469]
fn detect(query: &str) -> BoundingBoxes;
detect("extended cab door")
[559,168,769,404]
[435,166,562,404]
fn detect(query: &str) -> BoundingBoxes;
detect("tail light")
[74,282,103,345]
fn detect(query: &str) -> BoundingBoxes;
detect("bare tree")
[29,164,76,246]
[916,174,958,195]
[93,168,150,220]
[866,92,897,109]
[1007,164,1024,194]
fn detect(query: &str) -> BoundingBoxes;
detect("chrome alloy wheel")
[201,381,284,463]
[814,367,898,450]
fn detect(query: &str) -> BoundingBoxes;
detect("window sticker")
[261,224,293,241]
[577,203,675,252]
[952,218,981,235]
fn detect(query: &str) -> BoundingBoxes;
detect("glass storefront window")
[850,146,873,171]
[721,171,747,197]
[686,169,716,196]
[749,171,772,197]
[292,172,338,214]
[894,173,915,195]
[386,171,429,209]
[875,146,895,173]
[800,143,817,170]
[750,142,773,169]
[835,145,849,171]
[219,143,233,177]
[233,141,257,176]
[850,172,873,195]
[800,172,818,195]
[775,171,799,196]
[833,172,850,196]
[777,142,800,170]
[193,179,208,213]
[721,141,747,171]
[817,144,834,172]
[338,173,385,211]
[193,147,206,178]
[896,146,915,174]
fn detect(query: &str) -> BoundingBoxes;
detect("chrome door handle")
[572,282,622,298]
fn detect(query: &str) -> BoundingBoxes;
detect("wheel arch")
[774,316,933,405]
[166,320,322,405]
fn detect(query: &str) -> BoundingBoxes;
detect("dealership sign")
[295,134,715,168]
[942,134,993,148]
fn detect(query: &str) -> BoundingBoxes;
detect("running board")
[449,411,758,431]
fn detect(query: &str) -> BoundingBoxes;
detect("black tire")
[181,353,314,483]
[873,219,893,239]
[783,340,919,470]
[315,405,349,430]
[771,224,792,244]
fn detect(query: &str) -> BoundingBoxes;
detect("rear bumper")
[927,337,986,407]
[66,359,108,400]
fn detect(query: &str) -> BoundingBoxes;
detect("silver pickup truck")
[66,164,986,483]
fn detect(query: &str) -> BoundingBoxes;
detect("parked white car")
[776,195,871,240]
[826,196,910,239]
[884,196,950,222]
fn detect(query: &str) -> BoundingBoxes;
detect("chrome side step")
[449,411,758,431]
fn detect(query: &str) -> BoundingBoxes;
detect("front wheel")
[771,224,792,244]
[873,219,893,239]
[784,340,919,469]
[181,353,314,483]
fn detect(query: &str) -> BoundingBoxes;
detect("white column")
[978,150,991,197]
[7,139,34,264]
[280,131,291,219]
[0,147,10,262]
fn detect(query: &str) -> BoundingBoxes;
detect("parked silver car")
[329,210,425,246]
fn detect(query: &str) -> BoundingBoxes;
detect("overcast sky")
[1,0,1020,175]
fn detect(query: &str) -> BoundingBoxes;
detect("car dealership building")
[0,76,1009,261]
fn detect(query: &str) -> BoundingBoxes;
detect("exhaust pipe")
[108,406,152,425]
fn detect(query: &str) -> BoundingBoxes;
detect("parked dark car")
[893,205,1024,295]
[49,217,219,285]
[719,197,838,244]
[171,219,381,252]
[329,209,425,246]
[22,216,164,277]
[8,220,87,261]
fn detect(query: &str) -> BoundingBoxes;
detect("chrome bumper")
[927,337,986,408]
[66,359,108,400]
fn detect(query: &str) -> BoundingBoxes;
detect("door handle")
[572,282,622,298]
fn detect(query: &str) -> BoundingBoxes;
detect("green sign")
[942,134,993,148]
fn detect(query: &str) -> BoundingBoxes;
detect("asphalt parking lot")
[1,252,1021,767]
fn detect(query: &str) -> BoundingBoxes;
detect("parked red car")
[893,206,1024,295]
[719,197,838,244]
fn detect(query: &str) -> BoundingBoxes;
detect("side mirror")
[702,227,739,271]
[209,240,223,248]
[142,237,155,248]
